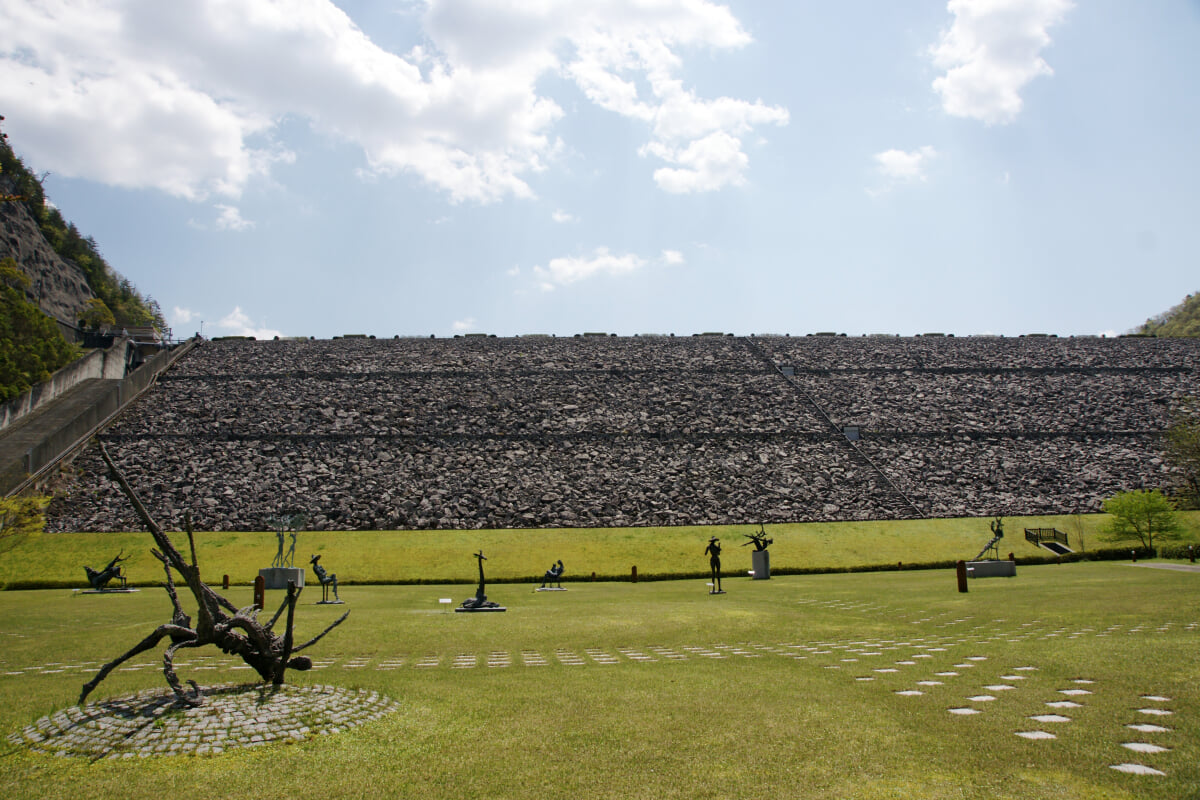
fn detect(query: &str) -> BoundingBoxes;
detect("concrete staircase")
[0,337,198,495]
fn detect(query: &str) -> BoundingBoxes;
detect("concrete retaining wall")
[0,340,134,432]
[1,338,197,496]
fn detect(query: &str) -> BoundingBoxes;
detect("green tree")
[1,117,164,332]
[1101,489,1181,551]
[77,297,116,330]
[0,257,31,290]
[1138,292,1200,337]
[0,262,81,403]
[0,494,48,551]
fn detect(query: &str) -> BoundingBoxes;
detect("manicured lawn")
[5,512,1197,588]
[0,561,1197,799]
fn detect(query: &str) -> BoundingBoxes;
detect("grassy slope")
[5,512,1198,589]
[0,563,1197,799]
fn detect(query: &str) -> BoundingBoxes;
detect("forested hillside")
[0,116,164,403]
[0,116,164,333]
[0,257,79,403]
[1140,292,1200,337]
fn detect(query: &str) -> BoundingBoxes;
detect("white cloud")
[645,131,751,194]
[0,0,786,202]
[660,249,685,265]
[532,247,648,291]
[551,209,576,223]
[214,204,255,231]
[875,146,937,181]
[452,317,477,331]
[171,306,196,325]
[930,0,1074,125]
[217,306,281,339]
[867,146,937,197]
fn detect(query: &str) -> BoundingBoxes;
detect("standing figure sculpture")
[705,537,723,594]
[540,560,565,589]
[310,554,340,603]
[267,513,306,568]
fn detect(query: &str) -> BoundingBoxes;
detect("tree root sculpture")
[80,442,349,707]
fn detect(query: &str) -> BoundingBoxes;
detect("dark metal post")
[956,560,968,593]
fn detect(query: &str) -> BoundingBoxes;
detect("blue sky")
[2,0,1197,340]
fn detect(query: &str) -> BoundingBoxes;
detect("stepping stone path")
[1113,695,1176,777]
[521,650,548,666]
[555,649,586,665]
[6,684,397,759]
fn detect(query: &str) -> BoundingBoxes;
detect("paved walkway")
[6,684,397,760]
[1126,562,1200,573]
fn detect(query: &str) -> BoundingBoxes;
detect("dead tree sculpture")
[80,443,349,707]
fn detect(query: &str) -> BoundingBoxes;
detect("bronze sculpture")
[458,550,504,611]
[539,560,565,589]
[83,552,128,590]
[705,537,723,593]
[80,443,348,707]
[741,524,773,552]
[310,554,341,603]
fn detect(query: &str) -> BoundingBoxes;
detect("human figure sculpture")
[310,554,339,602]
[540,560,565,589]
[460,550,503,610]
[84,552,128,590]
[267,513,305,568]
[974,516,1006,561]
[705,537,723,593]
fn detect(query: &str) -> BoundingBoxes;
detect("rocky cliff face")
[0,177,94,329]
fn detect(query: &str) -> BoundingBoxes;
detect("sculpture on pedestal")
[539,560,565,590]
[742,524,773,551]
[742,523,773,580]
[267,514,305,568]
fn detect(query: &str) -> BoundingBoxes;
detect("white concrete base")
[751,549,771,580]
[258,567,305,590]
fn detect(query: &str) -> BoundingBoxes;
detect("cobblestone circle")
[6,683,398,760]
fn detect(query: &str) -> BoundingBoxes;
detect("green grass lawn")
[5,512,1198,589]
[0,560,1197,799]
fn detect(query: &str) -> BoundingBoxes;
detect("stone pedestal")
[751,549,771,580]
[965,560,1016,578]
[258,567,305,590]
